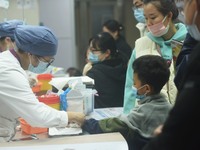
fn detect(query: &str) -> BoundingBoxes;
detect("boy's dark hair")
[132,55,170,94]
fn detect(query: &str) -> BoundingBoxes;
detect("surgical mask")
[132,7,146,23]
[187,11,200,41]
[28,57,49,74]
[88,52,100,64]
[147,16,169,37]
[132,85,147,100]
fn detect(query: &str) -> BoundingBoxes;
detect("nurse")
[0,19,23,52]
[0,25,85,142]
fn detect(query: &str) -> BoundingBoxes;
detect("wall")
[75,0,123,70]
[0,0,141,72]
[0,0,39,25]
[38,0,77,71]
[0,0,76,71]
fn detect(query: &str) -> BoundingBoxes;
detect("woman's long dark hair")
[91,32,129,66]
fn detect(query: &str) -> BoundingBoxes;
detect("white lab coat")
[0,51,68,142]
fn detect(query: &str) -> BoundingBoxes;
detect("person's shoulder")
[136,35,151,42]
[135,36,154,47]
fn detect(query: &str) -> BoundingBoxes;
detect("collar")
[9,49,21,64]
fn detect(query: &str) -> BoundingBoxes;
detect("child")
[82,55,172,150]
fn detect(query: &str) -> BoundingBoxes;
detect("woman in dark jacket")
[86,32,128,108]
[102,19,132,60]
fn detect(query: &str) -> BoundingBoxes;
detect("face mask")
[132,7,146,23]
[88,52,100,64]
[132,85,147,100]
[147,16,169,37]
[28,57,49,74]
[187,11,200,41]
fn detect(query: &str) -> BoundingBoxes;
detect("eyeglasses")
[36,56,55,68]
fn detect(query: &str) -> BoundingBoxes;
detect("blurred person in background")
[174,0,199,90]
[0,19,23,52]
[102,19,132,60]
[132,0,149,37]
[86,32,128,108]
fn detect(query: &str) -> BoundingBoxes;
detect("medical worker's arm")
[68,112,85,126]
[82,118,129,136]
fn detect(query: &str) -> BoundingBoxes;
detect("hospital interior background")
[0,0,140,71]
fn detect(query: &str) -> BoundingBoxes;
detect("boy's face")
[133,73,149,95]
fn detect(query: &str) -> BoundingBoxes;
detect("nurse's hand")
[67,112,85,126]
[28,77,37,88]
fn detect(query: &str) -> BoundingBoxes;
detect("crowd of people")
[0,0,200,149]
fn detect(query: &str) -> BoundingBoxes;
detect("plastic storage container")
[37,74,53,92]
[19,94,60,134]
[66,89,84,113]
[82,89,95,115]
[19,118,48,134]
[38,94,60,110]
